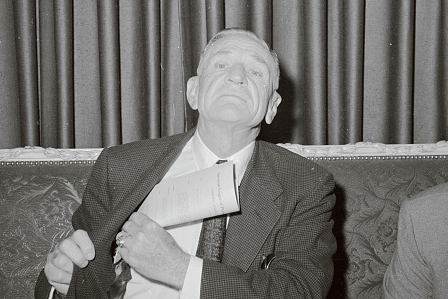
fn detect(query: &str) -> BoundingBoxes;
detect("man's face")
[188,33,279,129]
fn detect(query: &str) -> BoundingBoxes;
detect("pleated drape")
[54,0,74,148]
[363,0,415,144]
[13,0,40,146]
[327,0,365,145]
[0,0,447,148]
[97,0,121,147]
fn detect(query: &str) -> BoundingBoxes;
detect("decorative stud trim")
[278,141,448,160]
[1,141,448,165]
[0,146,102,165]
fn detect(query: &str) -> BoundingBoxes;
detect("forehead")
[205,33,274,66]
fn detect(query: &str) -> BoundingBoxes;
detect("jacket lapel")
[112,131,195,223]
[222,142,282,271]
[91,131,195,245]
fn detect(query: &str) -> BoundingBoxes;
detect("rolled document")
[140,161,240,227]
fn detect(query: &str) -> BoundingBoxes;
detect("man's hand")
[44,229,95,295]
[119,212,190,290]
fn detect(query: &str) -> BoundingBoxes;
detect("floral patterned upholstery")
[0,162,94,299]
[315,157,448,299]
[1,147,448,299]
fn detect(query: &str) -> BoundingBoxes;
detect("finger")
[58,238,89,268]
[128,212,150,225]
[121,220,140,235]
[117,236,132,260]
[70,230,95,260]
[118,247,130,267]
[50,249,74,274]
[45,256,72,285]
[116,230,130,240]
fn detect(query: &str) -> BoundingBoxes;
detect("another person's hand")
[119,212,190,289]
[44,229,95,295]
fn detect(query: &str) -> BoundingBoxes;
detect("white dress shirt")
[124,131,254,298]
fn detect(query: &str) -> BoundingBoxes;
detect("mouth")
[218,94,246,101]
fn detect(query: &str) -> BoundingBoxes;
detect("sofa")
[1,142,448,299]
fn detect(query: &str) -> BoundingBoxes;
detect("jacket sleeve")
[383,200,432,299]
[34,270,54,299]
[199,172,337,299]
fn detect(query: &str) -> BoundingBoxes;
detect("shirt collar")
[191,130,255,185]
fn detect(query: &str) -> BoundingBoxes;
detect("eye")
[215,63,226,69]
[250,70,263,77]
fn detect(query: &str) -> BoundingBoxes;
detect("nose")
[225,64,247,86]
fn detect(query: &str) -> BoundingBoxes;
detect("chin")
[215,112,245,124]
[218,116,243,124]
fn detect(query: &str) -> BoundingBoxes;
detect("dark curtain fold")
[303,0,328,145]
[54,0,74,148]
[364,0,415,144]
[97,0,121,147]
[159,1,185,137]
[120,1,145,143]
[178,0,207,131]
[414,0,448,142]
[205,0,225,39]
[0,2,20,148]
[327,0,364,145]
[143,0,162,140]
[0,0,447,149]
[39,0,58,147]
[13,0,40,146]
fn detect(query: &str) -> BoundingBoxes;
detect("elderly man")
[35,28,336,298]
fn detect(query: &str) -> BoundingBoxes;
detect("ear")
[186,76,199,110]
[265,91,282,124]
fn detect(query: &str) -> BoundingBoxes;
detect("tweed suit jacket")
[35,129,336,299]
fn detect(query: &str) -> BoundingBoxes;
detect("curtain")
[0,0,447,149]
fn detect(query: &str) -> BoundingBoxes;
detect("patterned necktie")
[196,160,228,262]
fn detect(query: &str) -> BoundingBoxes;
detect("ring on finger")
[116,231,130,248]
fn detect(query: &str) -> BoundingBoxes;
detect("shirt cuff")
[180,256,203,299]
[49,286,68,299]
[48,287,55,299]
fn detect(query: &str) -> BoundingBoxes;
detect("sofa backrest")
[281,142,448,298]
[1,143,447,299]
[0,148,100,299]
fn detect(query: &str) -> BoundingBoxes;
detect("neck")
[197,119,259,158]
